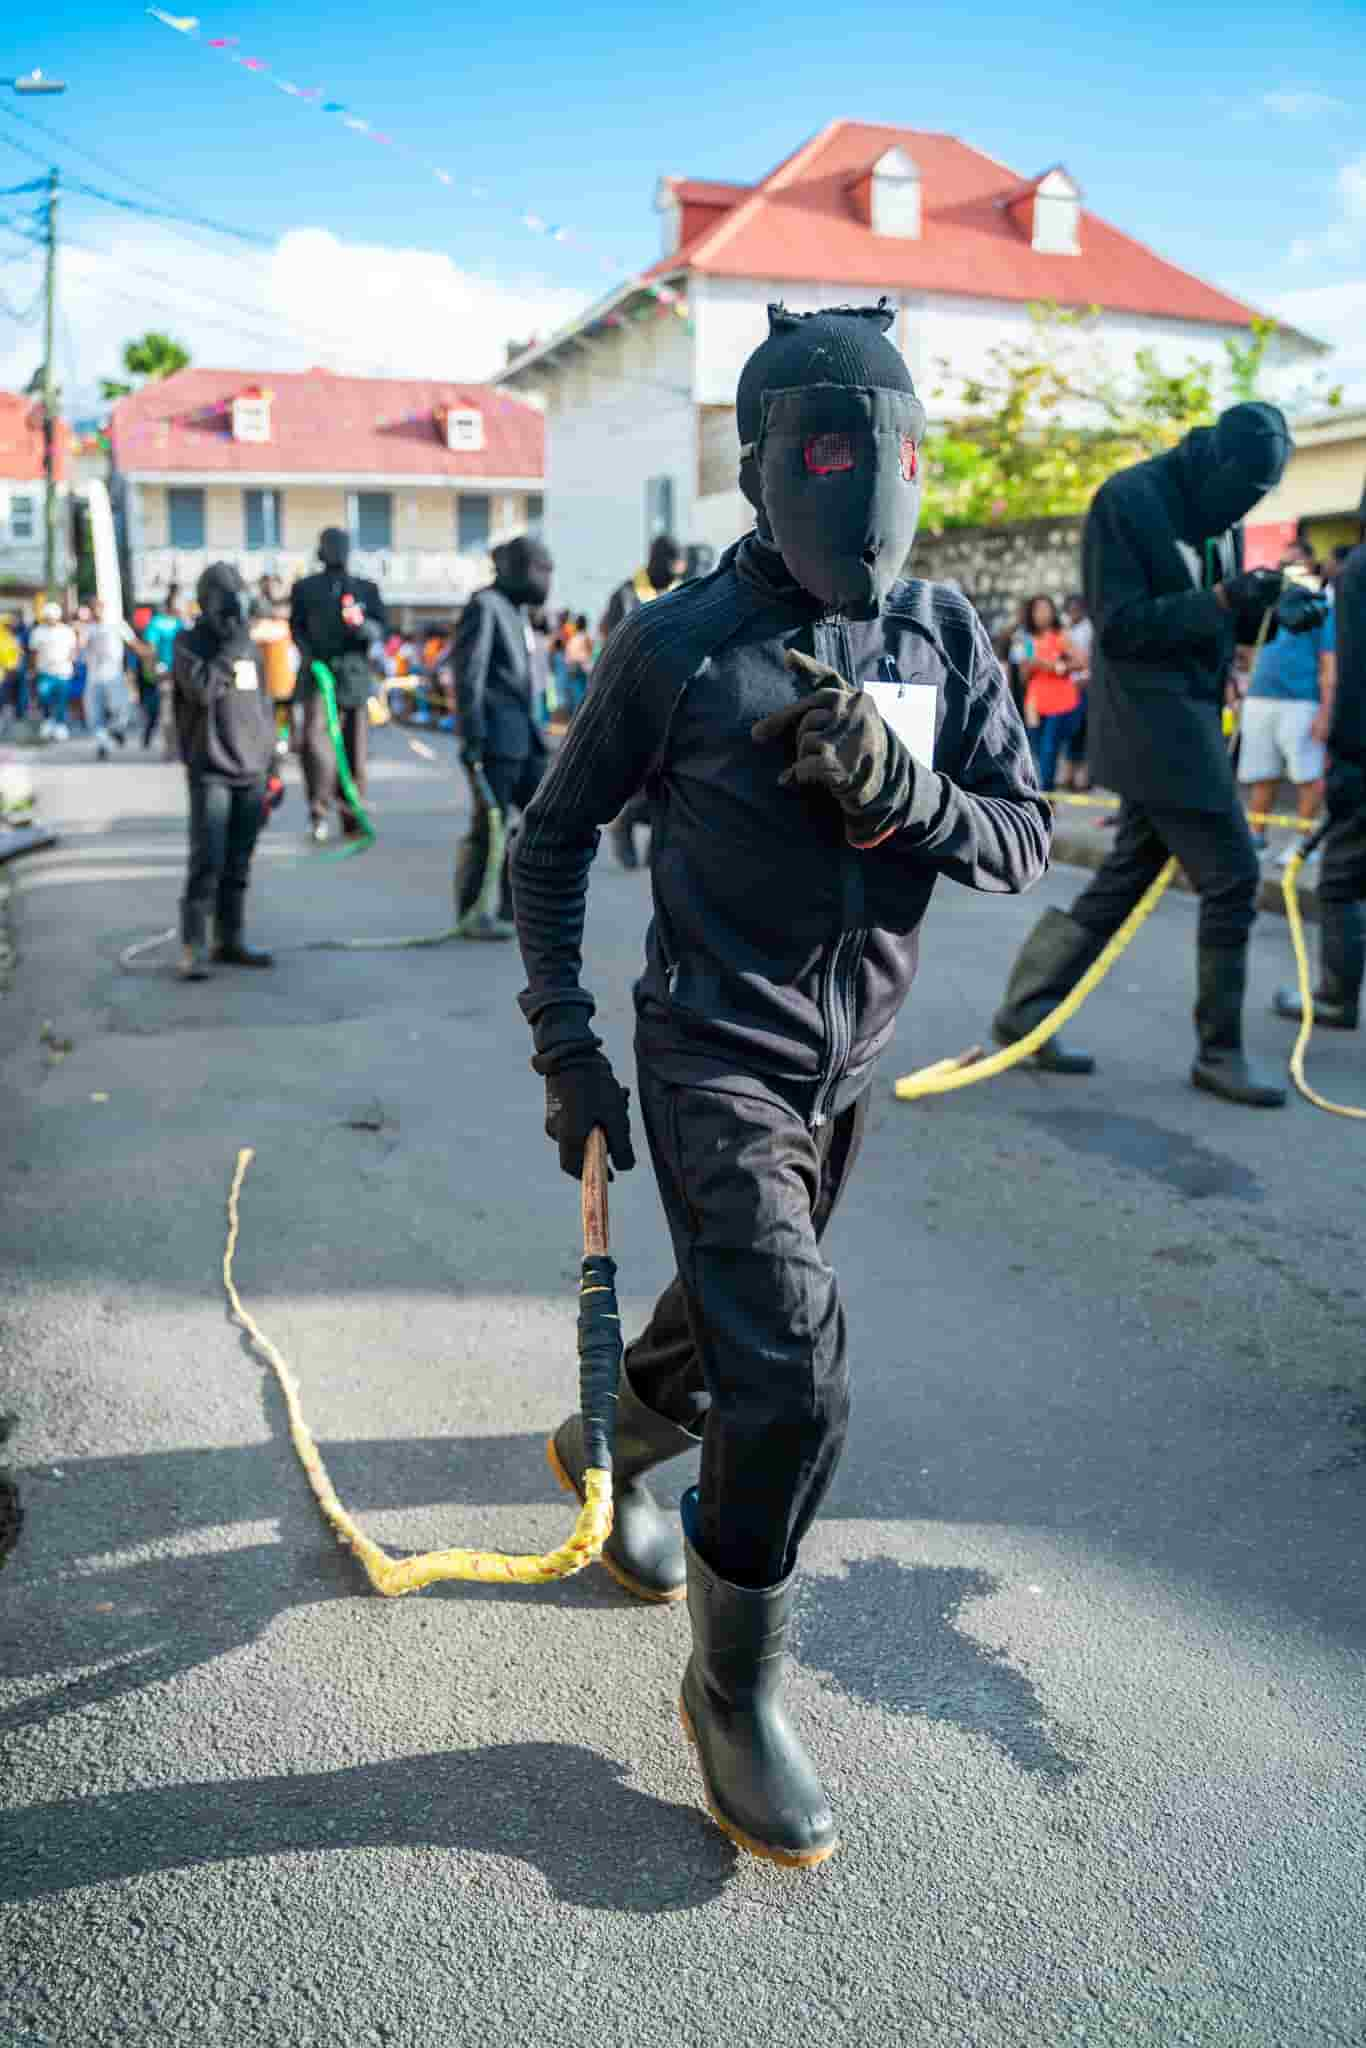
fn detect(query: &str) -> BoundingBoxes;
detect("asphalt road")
[2,730,1364,2048]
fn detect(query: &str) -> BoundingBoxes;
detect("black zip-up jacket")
[289,570,387,708]
[1328,541,1366,816]
[513,537,1050,1123]
[454,583,546,763]
[1084,448,1243,814]
[172,623,275,785]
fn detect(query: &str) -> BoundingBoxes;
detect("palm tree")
[100,331,191,402]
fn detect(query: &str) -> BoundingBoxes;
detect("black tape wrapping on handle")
[577,1252,621,1474]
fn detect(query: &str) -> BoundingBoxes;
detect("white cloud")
[1284,156,1366,270]
[1271,277,1366,402]
[1339,156,1366,219]
[1261,90,1349,119]
[0,222,590,416]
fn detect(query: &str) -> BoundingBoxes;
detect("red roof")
[0,390,70,481]
[110,368,544,477]
[652,121,1262,329]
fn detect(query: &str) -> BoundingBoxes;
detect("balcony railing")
[132,545,496,608]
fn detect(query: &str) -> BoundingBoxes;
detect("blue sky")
[3,0,1365,402]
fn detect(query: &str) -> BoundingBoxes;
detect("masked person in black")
[991,403,1293,1106]
[454,535,554,939]
[289,528,387,844]
[1273,511,1366,1031]
[601,534,688,869]
[173,563,276,981]
[513,303,1049,1867]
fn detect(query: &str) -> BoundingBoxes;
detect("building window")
[1031,170,1081,254]
[348,491,392,552]
[445,407,485,453]
[167,487,206,550]
[244,488,283,551]
[9,492,35,541]
[525,493,544,537]
[457,493,491,554]
[645,475,675,544]
[871,146,921,240]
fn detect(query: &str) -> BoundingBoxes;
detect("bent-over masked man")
[289,528,387,843]
[173,564,275,981]
[991,403,1293,1105]
[601,533,688,869]
[453,535,554,940]
[1273,507,1366,1031]
[512,303,1050,1867]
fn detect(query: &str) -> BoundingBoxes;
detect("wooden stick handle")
[581,1127,610,1258]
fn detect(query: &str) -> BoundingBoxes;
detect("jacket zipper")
[811,620,864,1127]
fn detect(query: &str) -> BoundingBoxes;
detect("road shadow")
[798,1556,1087,1782]
[0,1742,732,1911]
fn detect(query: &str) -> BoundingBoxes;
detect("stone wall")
[911,516,1085,638]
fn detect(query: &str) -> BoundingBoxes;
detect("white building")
[498,119,1320,623]
[109,368,545,624]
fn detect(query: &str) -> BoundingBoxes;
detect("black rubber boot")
[179,941,212,981]
[213,932,274,967]
[1272,902,1363,1031]
[547,1363,698,1602]
[678,1492,837,1868]
[991,907,1101,1073]
[1192,945,1286,1107]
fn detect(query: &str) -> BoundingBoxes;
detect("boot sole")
[678,1694,838,1869]
[545,1436,685,1605]
[1190,1070,1286,1108]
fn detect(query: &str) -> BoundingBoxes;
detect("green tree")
[99,330,191,403]
[920,305,1294,532]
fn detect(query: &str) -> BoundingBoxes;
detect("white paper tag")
[867,678,937,763]
[232,659,259,692]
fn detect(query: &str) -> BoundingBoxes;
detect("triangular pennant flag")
[146,9,200,30]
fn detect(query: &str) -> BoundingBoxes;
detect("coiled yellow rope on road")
[894,858,1179,1100]
[1280,851,1366,1122]
[222,1146,615,1593]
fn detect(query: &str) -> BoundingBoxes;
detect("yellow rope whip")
[222,1145,615,1594]
[1281,850,1366,1122]
[895,858,1179,1100]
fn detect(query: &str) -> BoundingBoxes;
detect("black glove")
[1274,581,1330,637]
[1220,567,1283,643]
[542,1051,635,1181]
[751,650,915,845]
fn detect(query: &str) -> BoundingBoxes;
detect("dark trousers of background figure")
[456,753,545,918]
[300,691,369,834]
[1030,705,1085,793]
[625,1066,869,1588]
[1067,798,1261,952]
[1318,808,1366,915]
[139,680,162,749]
[181,775,264,945]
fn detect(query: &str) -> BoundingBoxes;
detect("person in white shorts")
[1240,573,1335,855]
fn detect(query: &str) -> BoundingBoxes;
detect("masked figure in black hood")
[511,302,1049,1867]
[600,534,689,868]
[452,535,555,938]
[289,528,387,844]
[172,563,277,980]
[1273,500,1366,1032]
[991,402,1294,1106]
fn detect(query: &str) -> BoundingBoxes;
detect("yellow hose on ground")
[894,858,1179,1101]
[1280,852,1366,1121]
[223,1147,615,1593]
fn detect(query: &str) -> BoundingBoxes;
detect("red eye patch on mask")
[803,433,855,476]
[900,436,918,482]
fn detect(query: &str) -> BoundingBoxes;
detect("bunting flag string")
[145,10,693,346]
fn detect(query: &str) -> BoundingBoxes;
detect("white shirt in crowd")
[29,621,77,681]
[85,619,135,687]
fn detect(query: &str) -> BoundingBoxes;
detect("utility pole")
[41,164,59,601]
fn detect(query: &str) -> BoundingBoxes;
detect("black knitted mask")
[647,534,684,592]
[493,536,553,609]
[1178,402,1292,542]
[196,561,247,640]
[738,302,925,618]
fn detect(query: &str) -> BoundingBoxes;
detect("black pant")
[627,1063,869,1586]
[1318,808,1366,910]
[300,691,369,832]
[1069,799,1260,952]
[182,776,264,944]
[457,753,545,917]
[139,680,162,749]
